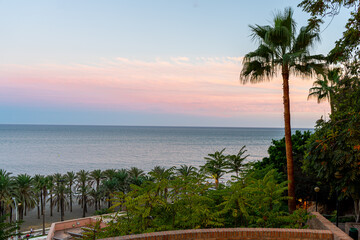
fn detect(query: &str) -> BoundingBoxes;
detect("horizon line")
[0,123,314,129]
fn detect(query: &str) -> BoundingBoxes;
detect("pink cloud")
[0,57,330,118]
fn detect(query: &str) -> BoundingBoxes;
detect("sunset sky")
[0,0,349,127]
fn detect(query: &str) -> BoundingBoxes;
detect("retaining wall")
[308,212,352,240]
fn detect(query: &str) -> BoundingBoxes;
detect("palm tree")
[38,176,48,235]
[128,167,144,178]
[65,171,76,212]
[90,169,104,211]
[14,174,35,220]
[114,169,129,193]
[101,179,117,209]
[0,170,14,219]
[308,68,340,115]
[240,7,324,212]
[176,165,197,178]
[201,149,227,189]
[226,146,249,178]
[76,170,90,218]
[46,175,55,217]
[149,166,174,200]
[103,169,117,180]
[53,173,63,213]
[128,167,146,186]
[32,175,43,219]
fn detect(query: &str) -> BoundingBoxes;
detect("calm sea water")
[0,125,310,176]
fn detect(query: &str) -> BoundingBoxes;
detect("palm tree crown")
[241,7,323,82]
[226,146,249,178]
[202,148,228,189]
[308,69,340,114]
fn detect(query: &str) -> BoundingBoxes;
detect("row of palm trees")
[0,146,249,224]
[0,167,148,222]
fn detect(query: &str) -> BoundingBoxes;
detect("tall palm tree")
[53,173,63,213]
[38,176,48,235]
[32,175,43,219]
[201,149,227,189]
[76,170,90,218]
[14,174,35,220]
[90,169,104,211]
[240,7,324,212]
[226,146,249,178]
[308,69,340,115]
[0,170,14,219]
[46,175,55,217]
[65,171,76,212]
[101,179,117,209]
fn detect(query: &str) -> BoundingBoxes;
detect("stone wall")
[104,228,333,240]
[308,212,352,240]
[48,211,354,240]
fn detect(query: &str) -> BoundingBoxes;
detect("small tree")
[226,146,249,178]
[201,149,228,189]
[80,218,105,240]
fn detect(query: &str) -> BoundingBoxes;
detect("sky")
[0,0,350,127]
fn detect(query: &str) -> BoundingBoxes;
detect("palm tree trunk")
[57,193,60,212]
[37,196,40,219]
[19,206,23,220]
[50,192,53,217]
[60,193,64,221]
[40,194,43,219]
[329,92,334,115]
[40,192,43,216]
[82,195,86,218]
[282,67,296,213]
[70,187,73,212]
[215,178,219,189]
[9,206,12,222]
[42,189,46,235]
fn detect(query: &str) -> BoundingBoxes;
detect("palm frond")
[249,24,271,43]
[245,44,274,62]
[240,60,274,84]
[292,26,320,52]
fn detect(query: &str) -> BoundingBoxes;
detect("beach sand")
[19,202,98,231]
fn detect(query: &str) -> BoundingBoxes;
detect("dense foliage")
[304,71,360,222]
[0,147,311,236]
[0,214,20,239]
[95,167,310,238]
[253,131,319,201]
[299,0,360,63]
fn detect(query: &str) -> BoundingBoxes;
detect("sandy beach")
[19,202,97,231]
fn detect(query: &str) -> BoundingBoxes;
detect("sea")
[0,125,311,176]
